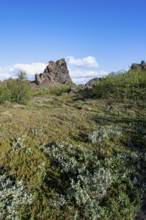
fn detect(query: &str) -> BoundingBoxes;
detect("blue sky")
[0,0,146,83]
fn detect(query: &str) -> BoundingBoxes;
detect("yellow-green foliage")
[49,84,71,96]
[0,79,32,104]
[92,69,146,100]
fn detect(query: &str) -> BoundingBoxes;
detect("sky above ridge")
[0,0,146,84]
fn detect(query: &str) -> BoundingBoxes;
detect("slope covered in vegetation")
[0,68,146,219]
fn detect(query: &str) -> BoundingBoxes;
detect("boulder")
[85,77,102,88]
[141,60,146,70]
[131,63,139,69]
[34,58,72,86]
[131,61,146,70]
[141,60,146,65]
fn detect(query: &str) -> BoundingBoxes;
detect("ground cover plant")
[0,68,146,219]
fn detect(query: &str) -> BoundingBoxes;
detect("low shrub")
[92,69,146,100]
[49,84,71,96]
[0,79,32,104]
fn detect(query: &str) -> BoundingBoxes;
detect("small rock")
[85,77,102,88]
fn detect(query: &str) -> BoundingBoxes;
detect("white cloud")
[0,63,47,81]
[67,56,98,68]
[0,67,14,81]
[0,58,108,85]
[9,63,47,79]
[67,56,108,84]
[70,69,109,84]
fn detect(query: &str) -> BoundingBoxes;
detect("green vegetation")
[0,72,32,104]
[18,70,28,80]
[91,68,146,100]
[0,68,146,219]
[49,84,71,96]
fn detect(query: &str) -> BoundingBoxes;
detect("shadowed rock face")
[35,58,72,85]
[131,60,146,70]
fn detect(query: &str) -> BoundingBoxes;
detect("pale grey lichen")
[0,173,34,220]
[67,168,112,219]
[88,125,122,143]
[11,137,33,155]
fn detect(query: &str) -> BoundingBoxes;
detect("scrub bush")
[0,73,32,104]
[92,69,146,100]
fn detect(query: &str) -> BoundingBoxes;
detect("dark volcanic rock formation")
[35,58,72,86]
[131,60,146,70]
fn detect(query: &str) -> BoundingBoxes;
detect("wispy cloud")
[0,63,46,81]
[0,67,14,80]
[9,63,47,79]
[67,56,98,68]
[69,69,108,84]
[67,56,108,84]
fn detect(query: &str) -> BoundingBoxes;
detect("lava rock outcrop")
[35,58,72,86]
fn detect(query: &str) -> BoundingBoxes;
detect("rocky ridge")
[32,59,146,88]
